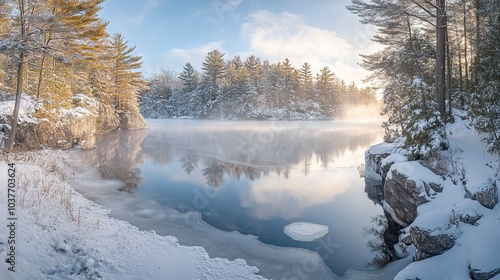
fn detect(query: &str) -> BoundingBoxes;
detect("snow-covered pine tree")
[316,66,338,116]
[472,1,500,154]
[201,49,225,103]
[179,62,199,93]
[298,62,313,100]
[348,0,447,159]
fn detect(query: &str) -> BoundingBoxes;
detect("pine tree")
[298,62,313,99]
[0,0,32,151]
[179,62,198,92]
[109,33,147,112]
[348,0,447,158]
[34,0,107,100]
[316,66,337,115]
[201,49,225,101]
[244,55,261,89]
[472,2,500,153]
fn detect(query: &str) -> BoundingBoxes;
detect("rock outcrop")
[410,226,456,260]
[1,99,148,151]
[119,110,147,131]
[96,104,120,134]
[383,162,443,225]
[464,179,498,209]
[4,115,97,151]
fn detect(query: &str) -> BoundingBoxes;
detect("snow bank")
[0,150,266,279]
[386,114,500,279]
[283,222,329,242]
[0,93,38,124]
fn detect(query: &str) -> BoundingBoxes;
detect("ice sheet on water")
[284,222,329,242]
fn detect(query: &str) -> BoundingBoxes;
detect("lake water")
[73,119,387,279]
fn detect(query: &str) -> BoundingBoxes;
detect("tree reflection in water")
[86,120,383,190]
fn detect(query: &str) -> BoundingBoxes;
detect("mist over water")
[73,119,388,279]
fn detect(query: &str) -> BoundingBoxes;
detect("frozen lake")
[74,119,388,279]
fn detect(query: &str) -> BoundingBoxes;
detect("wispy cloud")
[143,41,227,74]
[211,0,244,20]
[130,0,161,26]
[240,10,381,86]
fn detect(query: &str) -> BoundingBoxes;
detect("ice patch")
[283,222,329,242]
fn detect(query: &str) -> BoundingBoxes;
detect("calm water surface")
[76,119,386,278]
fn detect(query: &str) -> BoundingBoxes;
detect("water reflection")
[79,120,387,276]
[138,120,383,188]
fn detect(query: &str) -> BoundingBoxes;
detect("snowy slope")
[393,114,500,279]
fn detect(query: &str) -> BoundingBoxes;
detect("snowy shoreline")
[365,113,500,280]
[0,150,267,279]
[0,146,417,280]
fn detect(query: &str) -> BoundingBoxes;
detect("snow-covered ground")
[391,113,500,279]
[0,150,266,279]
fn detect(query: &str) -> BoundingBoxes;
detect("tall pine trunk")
[5,53,24,152]
[436,0,447,121]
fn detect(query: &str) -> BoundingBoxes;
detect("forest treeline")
[0,0,145,151]
[139,52,379,120]
[347,0,499,157]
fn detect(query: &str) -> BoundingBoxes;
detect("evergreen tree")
[109,33,147,112]
[179,62,198,92]
[472,2,500,153]
[244,55,261,89]
[316,66,337,116]
[298,62,313,99]
[201,49,225,101]
[348,0,448,158]
[34,0,107,99]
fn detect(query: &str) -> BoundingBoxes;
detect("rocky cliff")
[365,140,500,279]
[0,96,147,151]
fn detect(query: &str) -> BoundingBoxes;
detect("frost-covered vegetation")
[348,0,500,158]
[139,54,380,120]
[0,1,146,151]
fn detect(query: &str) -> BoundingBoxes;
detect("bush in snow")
[403,107,448,160]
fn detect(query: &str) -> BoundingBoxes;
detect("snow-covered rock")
[383,162,443,225]
[283,222,329,242]
[409,210,458,260]
[464,179,498,209]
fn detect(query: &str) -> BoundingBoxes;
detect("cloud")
[240,10,380,86]
[240,172,353,220]
[142,41,226,75]
[130,0,160,26]
[211,0,244,20]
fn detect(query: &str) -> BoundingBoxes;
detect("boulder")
[96,103,120,134]
[470,267,500,280]
[384,170,429,225]
[455,199,485,225]
[410,226,455,260]
[364,142,395,180]
[464,179,498,209]
[119,110,147,131]
[384,162,443,225]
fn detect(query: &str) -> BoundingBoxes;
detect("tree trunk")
[5,53,24,152]
[36,56,46,99]
[436,0,447,121]
[463,0,470,95]
[446,24,453,119]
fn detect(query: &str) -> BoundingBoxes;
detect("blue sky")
[99,0,380,86]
